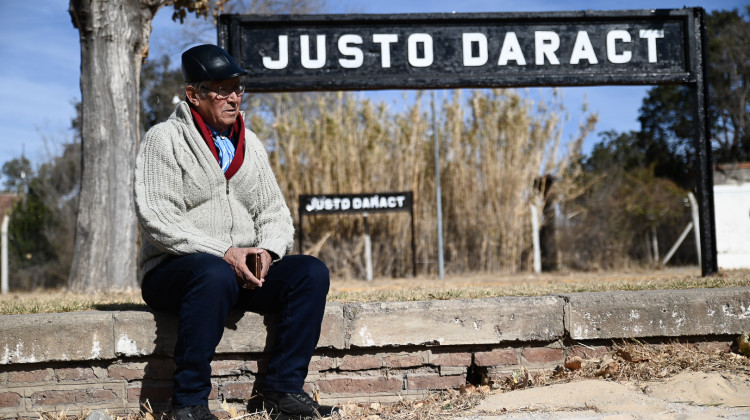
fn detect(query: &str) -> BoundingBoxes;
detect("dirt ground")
[463,371,750,419]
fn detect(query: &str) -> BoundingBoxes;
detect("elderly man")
[134,44,337,420]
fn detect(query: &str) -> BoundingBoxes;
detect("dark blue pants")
[141,253,329,408]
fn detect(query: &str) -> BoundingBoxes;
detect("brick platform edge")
[1,287,749,417]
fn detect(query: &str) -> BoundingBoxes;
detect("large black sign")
[219,10,694,91]
[219,8,718,276]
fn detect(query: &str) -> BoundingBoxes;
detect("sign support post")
[363,213,373,281]
[432,91,445,280]
[690,10,718,274]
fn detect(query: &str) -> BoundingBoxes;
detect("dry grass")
[2,267,749,315]
[245,89,595,279]
[514,341,750,390]
[328,267,750,303]
[0,291,145,315]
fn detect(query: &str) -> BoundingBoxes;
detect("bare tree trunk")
[68,0,165,291]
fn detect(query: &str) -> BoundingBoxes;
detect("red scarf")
[190,107,245,180]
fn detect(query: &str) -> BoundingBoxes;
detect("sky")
[0,0,747,177]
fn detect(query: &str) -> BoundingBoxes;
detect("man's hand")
[224,247,271,289]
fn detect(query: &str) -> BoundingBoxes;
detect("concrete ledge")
[2,288,749,365]
[111,305,346,358]
[564,287,750,340]
[347,296,565,348]
[1,312,116,364]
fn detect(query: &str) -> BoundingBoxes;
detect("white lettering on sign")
[301,34,326,68]
[373,34,398,68]
[535,31,560,65]
[498,32,526,65]
[463,33,488,66]
[305,195,407,213]
[338,34,364,68]
[570,31,598,64]
[639,29,664,63]
[607,30,632,63]
[263,35,289,69]
[408,33,433,67]
[261,29,665,70]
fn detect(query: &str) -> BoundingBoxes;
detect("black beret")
[181,44,248,83]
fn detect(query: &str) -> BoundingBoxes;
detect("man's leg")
[237,254,336,418]
[141,253,239,409]
[237,254,330,393]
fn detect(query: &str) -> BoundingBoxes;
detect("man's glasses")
[201,84,245,99]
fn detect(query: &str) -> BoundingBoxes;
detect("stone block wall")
[0,344,579,415]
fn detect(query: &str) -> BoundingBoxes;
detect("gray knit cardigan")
[134,101,294,282]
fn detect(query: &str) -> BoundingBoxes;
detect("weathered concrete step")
[2,287,749,365]
[564,287,750,340]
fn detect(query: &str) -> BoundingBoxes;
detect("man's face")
[187,77,243,132]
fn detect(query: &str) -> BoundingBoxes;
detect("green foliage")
[7,179,56,270]
[585,129,690,187]
[707,7,750,162]
[560,162,691,270]
[618,167,689,230]
[2,143,80,290]
[569,128,693,269]
[637,85,695,185]
[140,54,184,131]
[635,8,750,173]
[1,156,33,193]
[584,130,642,173]
[568,8,750,269]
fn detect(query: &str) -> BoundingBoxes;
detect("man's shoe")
[171,405,219,420]
[263,391,340,419]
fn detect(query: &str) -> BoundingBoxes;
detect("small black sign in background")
[300,192,413,215]
[298,192,416,276]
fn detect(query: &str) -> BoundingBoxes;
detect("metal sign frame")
[219,8,717,275]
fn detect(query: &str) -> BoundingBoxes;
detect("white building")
[713,163,750,270]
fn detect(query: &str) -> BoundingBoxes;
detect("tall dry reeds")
[246,89,595,279]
